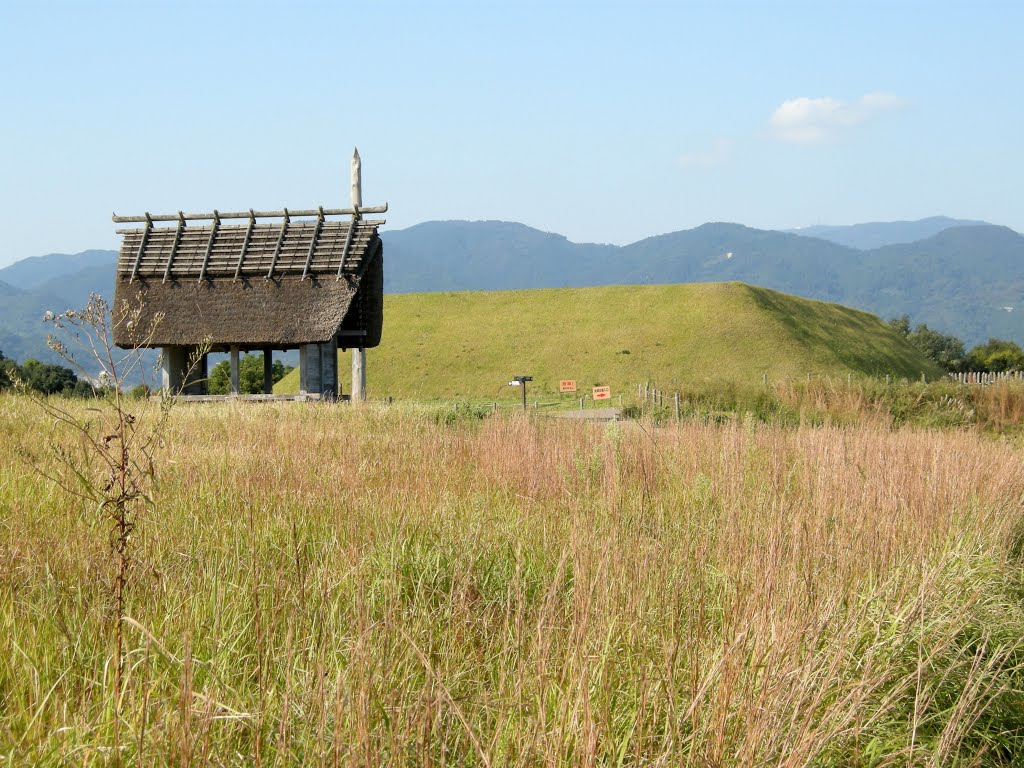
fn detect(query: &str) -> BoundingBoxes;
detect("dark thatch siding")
[339,247,383,348]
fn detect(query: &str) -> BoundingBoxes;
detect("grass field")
[3,393,1024,765]
[276,283,943,400]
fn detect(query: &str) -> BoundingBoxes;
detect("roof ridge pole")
[234,209,256,281]
[301,206,325,280]
[266,207,289,280]
[350,147,367,403]
[339,148,363,280]
[198,209,220,283]
[351,147,362,210]
[129,212,153,283]
[163,211,186,284]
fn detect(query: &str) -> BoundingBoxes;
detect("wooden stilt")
[352,347,366,401]
[230,346,240,395]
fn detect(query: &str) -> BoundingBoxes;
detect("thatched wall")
[112,246,384,348]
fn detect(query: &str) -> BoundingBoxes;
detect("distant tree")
[19,358,79,395]
[889,314,912,337]
[910,325,966,371]
[965,339,1024,372]
[0,350,17,390]
[888,316,966,371]
[209,354,294,394]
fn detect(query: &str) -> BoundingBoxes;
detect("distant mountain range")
[1,217,1021,367]
[786,216,989,250]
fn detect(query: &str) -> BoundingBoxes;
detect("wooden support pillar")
[299,342,336,399]
[160,346,187,393]
[162,346,207,394]
[352,347,366,402]
[230,346,240,395]
[321,338,338,400]
[263,349,273,395]
[299,343,322,396]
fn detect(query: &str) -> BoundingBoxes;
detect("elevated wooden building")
[111,150,384,400]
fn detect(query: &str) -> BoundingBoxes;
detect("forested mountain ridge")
[1,218,1022,366]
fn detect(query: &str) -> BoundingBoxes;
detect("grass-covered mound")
[277,282,943,399]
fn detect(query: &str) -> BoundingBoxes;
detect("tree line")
[1,349,294,397]
[888,316,1024,372]
[0,350,98,396]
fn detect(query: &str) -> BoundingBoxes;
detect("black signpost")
[508,375,533,410]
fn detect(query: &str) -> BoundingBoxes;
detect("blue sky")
[1,0,1022,266]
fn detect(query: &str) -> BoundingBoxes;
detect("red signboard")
[592,386,611,401]
[560,380,577,393]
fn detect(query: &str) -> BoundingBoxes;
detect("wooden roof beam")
[112,204,387,224]
[198,210,220,283]
[162,212,185,284]
[301,207,325,280]
[114,218,385,235]
[266,209,289,280]
[129,212,153,283]
[337,217,358,279]
[233,210,256,281]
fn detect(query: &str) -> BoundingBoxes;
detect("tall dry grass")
[771,377,1024,432]
[2,395,1024,765]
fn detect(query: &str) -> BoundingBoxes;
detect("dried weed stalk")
[19,293,205,764]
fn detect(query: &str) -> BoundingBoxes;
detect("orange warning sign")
[559,380,577,393]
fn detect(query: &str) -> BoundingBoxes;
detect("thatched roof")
[111,208,384,348]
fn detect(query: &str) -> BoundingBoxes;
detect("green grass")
[276,282,943,400]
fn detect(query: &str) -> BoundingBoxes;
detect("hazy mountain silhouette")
[788,216,990,250]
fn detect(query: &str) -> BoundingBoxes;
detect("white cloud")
[770,92,904,144]
[678,137,734,168]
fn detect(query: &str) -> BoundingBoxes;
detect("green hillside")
[276,282,943,400]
